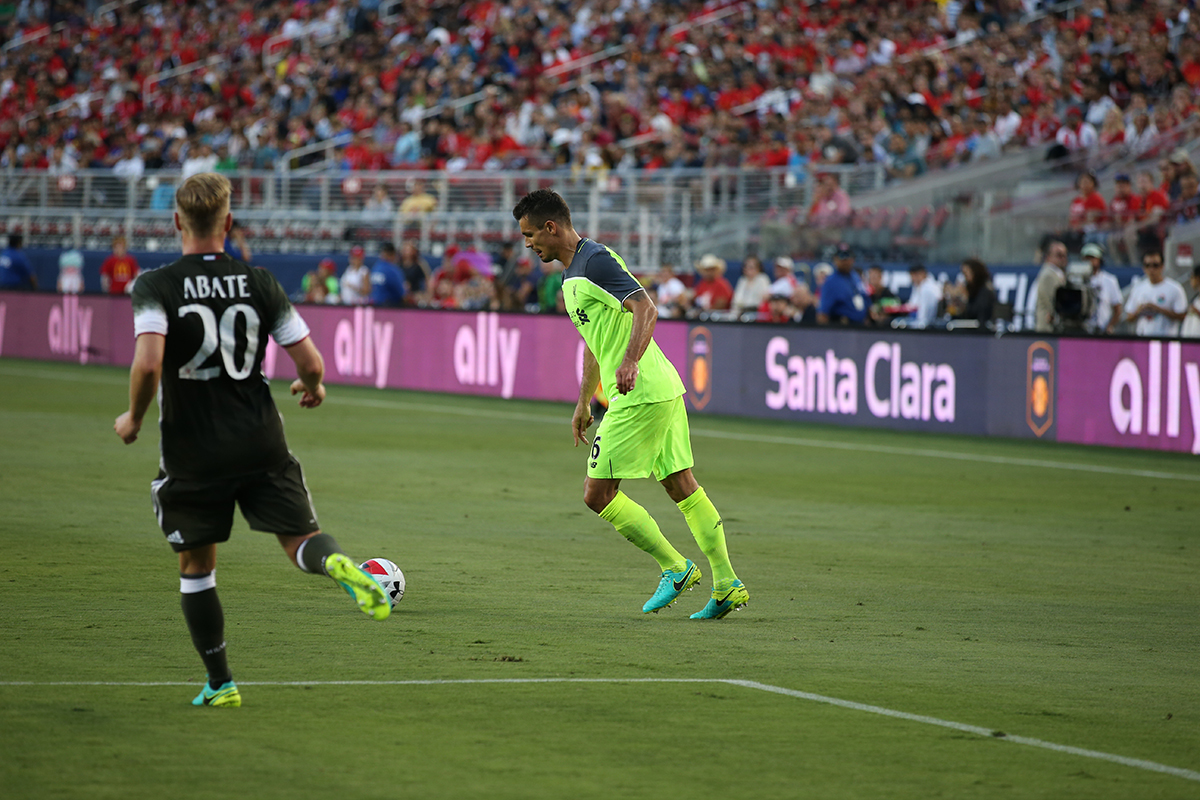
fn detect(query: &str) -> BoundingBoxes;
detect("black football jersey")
[131,252,310,480]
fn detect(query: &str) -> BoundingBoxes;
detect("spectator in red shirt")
[1126,170,1172,263]
[685,253,734,317]
[1108,173,1143,225]
[800,172,852,256]
[100,235,139,294]
[1065,171,1107,251]
[1097,108,1126,149]
[1107,173,1143,265]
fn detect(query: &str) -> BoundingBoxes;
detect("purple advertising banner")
[686,324,992,434]
[1057,338,1200,455]
[0,293,134,366]
[2,290,1196,457]
[262,306,688,402]
[0,292,688,405]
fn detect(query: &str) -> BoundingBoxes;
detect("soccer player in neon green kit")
[513,189,748,618]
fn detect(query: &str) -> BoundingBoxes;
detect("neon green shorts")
[587,396,694,480]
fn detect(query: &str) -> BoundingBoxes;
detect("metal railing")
[1,20,66,54]
[143,55,224,108]
[0,164,889,268]
[262,16,348,72]
[94,0,141,24]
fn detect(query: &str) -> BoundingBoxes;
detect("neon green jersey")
[563,238,685,409]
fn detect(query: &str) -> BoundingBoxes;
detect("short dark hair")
[1192,264,1200,279]
[8,233,22,248]
[1143,250,1164,264]
[512,189,573,228]
[380,242,397,256]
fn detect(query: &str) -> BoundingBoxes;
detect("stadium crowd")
[5,1,1200,337]
[2,0,1200,183]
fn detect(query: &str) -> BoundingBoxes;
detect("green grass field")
[1,358,1198,800]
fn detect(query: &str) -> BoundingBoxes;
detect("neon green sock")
[677,486,737,589]
[599,492,687,573]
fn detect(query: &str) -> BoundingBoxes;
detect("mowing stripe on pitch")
[2,677,1196,783]
[324,394,1200,483]
[2,362,1196,483]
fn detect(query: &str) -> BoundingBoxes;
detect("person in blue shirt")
[224,220,251,263]
[368,242,406,306]
[816,243,867,325]
[0,234,37,290]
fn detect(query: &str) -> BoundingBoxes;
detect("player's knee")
[583,482,616,514]
[179,545,216,575]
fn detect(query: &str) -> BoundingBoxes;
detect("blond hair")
[175,172,232,238]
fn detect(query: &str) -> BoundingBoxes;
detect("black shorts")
[150,455,321,552]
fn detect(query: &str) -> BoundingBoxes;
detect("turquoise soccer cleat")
[690,580,749,620]
[325,553,391,620]
[642,559,702,613]
[192,679,241,708]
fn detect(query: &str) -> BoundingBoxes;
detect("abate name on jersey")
[183,274,252,300]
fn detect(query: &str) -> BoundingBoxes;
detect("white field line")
[2,362,1197,482]
[1,676,1197,783]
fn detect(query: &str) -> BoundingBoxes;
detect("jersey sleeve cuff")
[619,286,648,304]
[132,306,168,337]
[272,308,311,347]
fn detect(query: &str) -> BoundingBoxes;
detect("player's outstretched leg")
[295,533,390,620]
[597,491,700,612]
[675,486,749,619]
[325,554,390,620]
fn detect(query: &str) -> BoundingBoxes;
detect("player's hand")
[615,361,639,395]
[572,404,594,447]
[291,380,325,408]
[114,412,141,444]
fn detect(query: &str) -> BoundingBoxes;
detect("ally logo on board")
[47,295,94,364]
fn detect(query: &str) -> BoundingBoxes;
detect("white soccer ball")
[360,558,405,608]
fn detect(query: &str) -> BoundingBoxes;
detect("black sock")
[180,582,230,688]
[297,532,343,575]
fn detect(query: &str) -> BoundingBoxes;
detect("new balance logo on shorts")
[166,531,184,544]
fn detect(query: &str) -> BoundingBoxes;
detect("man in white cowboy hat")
[768,255,799,297]
[688,253,733,314]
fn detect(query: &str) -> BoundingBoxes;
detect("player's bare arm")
[1106,305,1122,333]
[1152,303,1188,321]
[114,333,165,444]
[285,337,327,408]
[616,289,657,395]
[574,345,600,446]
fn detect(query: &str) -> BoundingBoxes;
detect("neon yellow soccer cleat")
[642,559,702,613]
[325,553,391,621]
[192,680,241,708]
[690,581,749,620]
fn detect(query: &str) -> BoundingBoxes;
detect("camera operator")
[1053,253,1095,334]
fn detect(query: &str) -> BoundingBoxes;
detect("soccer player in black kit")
[115,172,389,708]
